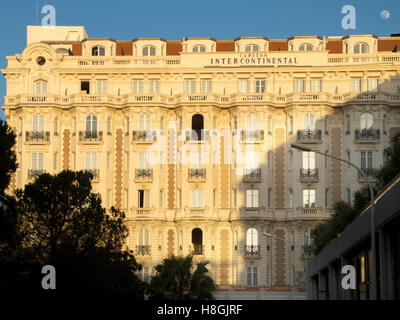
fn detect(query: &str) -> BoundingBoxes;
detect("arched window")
[191,228,203,255]
[86,115,97,136]
[92,46,105,56]
[303,113,315,130]
[142,45,156,56]
[192,45,206,53]
[245,44,259,52]
[246,113,259,130]
[138,228,150,246]
[32,115,44,133]
[354,43,369,54]
[360,113,374,130]
[299,43,313,51]
[56,48,69,56]
[191,114,204,140]
[246,228,258,248]
[35,80,48,94]
[139,114,151,131]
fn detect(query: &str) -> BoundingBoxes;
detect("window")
[367,77,379,92]
[361,151,373,169]
[200,79,212,93]
[85,152,97,170]
[81,81,90,94]
[138,152,150,169]
[311,78,322,93]
[304,228,313,246]
[346,188,351,204]
[294,78,305,93]
[92,46,105,56]
[246,189,259,208]
[245,44,259,52]
[138,190,150,208]
[255,79,266,93]
[303,113,315,130]
[325,188,329,208]
[86,115,97,134]
[299,43,313,51]
[354,42,369,54]
[35,80,48,94]
[245,151,258,169]
[191,150,205,168]
[247,266,258,286]
[238,79,249,93]
[184,79,196,94]
[268,189,272,208]
[32,152,44,170]
[132,80,143,94]
[192,45,206,52]
[360,113,374,130]
[191,189,204,207]
[139,114,151,131]
[149,79,160,94]
[246,113,259,131]
[350,78,362,92]
[302,151,315,169]
[346,151,351,169]
[288,189,293,208]
[246,228,258,247]
[142,46,156,56]
[345,115,351,134]
[191,114,204,140]
[96,80,107,94]
[139,228,150,246]
[140,267,150,283]
[32,115,44,133]
[303,189,316,208]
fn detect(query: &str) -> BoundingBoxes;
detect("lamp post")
[290,142,377,300]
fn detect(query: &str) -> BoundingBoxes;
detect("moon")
[381,10,390,20]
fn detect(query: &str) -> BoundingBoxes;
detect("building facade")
[2,26,400,296]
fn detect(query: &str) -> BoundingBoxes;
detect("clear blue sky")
[1,0,399,119]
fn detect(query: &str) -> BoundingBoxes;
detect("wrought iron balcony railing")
[79,131,103,142]
[358,168,377,181]
[244,245,260,256]
[25,131,50,143]
[135,245,151,256]
[302,244,315,257]
[132,130,156,142]
[191,244,204,255]
[300,168,319,180]
[243,168,261,182]
[28,169,46,179]
[188,168,206,180]
[135,169,153,180]
[355,129,380,142]
[297,129,322,142]
[240,130,264,142]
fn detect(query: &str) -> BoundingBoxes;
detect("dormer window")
[245,44,259,52]
[192,45,206,52]
[299,43,313,51]
[142,45,156,56]
[92,46,105,56]
[354,42,369,54]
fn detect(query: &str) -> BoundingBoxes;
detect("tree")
[1,170,144,300]
[149,255,215,300]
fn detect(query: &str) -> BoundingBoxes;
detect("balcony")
[190,244,204,255]
[85,169,99,181]
[28,169,46,179]
[184,130,210,143]
[25,131,50,144]
[244,245,260,257]
[243,207,260,215]
[299,168,319,181]
[135,169,153,182]
[78,131,103,143]
[296,129,322,143]
[135,245,151,256]
[240,130,264,143]
[134,208,152,215]
[188,168,206,181]
[354,129,380,142]
[243,168,262,182]
[132,130,156,143]
[358,168,377,181]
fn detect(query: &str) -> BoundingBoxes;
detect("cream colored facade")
[2,26,400,293]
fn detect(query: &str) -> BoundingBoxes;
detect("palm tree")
[149,254,215,300]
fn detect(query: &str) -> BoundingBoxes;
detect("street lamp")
[290,142,377,300]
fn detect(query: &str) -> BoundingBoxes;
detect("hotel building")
[2,26,400,297]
